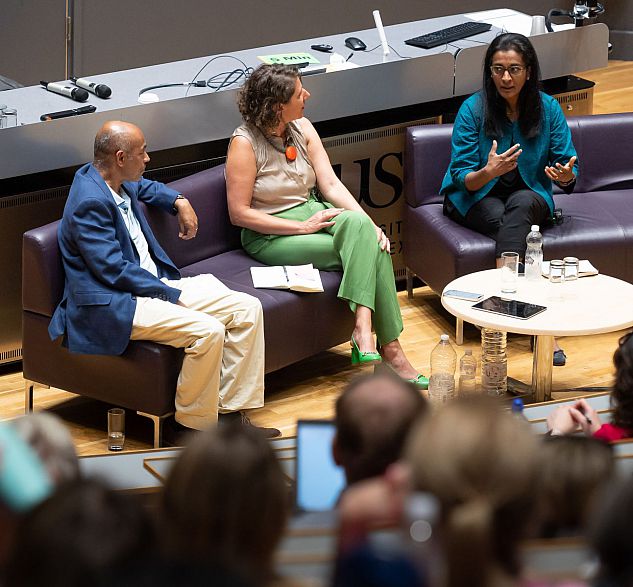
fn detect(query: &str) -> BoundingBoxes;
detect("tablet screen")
[295,420,345,512]
[472,296,547,320]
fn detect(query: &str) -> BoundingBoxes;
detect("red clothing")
[593,423,632,442]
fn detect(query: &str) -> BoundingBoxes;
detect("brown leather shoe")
[218,411,281,438]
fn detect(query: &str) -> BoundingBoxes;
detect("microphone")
[40,105,97,121]
[373,10,390,61]
[71,77,112,99]
[40,81,89,103]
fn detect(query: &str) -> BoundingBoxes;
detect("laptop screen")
[295,420,345,511]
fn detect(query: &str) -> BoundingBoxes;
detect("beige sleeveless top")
[231,120,317,214]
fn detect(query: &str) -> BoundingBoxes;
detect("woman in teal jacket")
[441,33,578,365]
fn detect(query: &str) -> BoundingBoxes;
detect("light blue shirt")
[108,184,159,277]
[440,92,578,217]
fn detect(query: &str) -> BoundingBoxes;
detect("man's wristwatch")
[172,194,186,213]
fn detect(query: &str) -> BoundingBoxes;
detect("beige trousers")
[130,274,265,430]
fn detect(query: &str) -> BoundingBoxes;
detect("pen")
[346,53,354,62]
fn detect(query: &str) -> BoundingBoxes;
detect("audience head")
[160,425,289,586]
[93,120,149,182]
[406,396,540,587]
[237,64,302,132]
[4,478,154,587]
[12,412,79,485]
[333,372,428,485]
[483,32,542,139]
[590,475,633,587]
[536,435,614,538]
[611,330,633,432]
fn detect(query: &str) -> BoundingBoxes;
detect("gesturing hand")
[301,208,343,234]
[486,140,522,178]
[545,156,577,185]
[374,225,391,253]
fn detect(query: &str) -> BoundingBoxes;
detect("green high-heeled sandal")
[351,336,382,366]
[375,361,429,390]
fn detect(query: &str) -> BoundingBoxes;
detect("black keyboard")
[405,21,492,49]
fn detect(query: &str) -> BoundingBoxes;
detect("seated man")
[49,121,278,440]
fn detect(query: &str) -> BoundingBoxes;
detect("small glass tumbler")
[549,259,565,283]
[563,256,579,281]
[107,408,125,451]
[1,108,17,128]
[500,252,519,294]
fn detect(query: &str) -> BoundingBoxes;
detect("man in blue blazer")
[49,121,275,439]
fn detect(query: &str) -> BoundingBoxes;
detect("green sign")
[258,52,320,65]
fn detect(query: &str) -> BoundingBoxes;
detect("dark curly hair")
[237,64,300,133]
[612,331,633,431]
[482,33,542,140]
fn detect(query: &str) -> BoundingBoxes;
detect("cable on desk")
[185,55,254,97]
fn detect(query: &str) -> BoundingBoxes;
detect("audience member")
[547,331,633,441]
[12,412,79,485]
[333,373,428,486]
[159,425,289,586]
[0,422,53,571]
[406,396,540,587]
[535,436,614,538]
[590,476,633,587]
[3,478,154,587]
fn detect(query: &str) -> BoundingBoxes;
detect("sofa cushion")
[142,164,242,270]
[181,252,354,372]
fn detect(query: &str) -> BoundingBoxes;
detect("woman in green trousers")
[226,64,426,387]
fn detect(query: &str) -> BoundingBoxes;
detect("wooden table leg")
[532,334,554,402]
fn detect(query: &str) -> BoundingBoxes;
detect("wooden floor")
[1,61,631,456]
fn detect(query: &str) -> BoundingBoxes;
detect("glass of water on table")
[500,252,519,294]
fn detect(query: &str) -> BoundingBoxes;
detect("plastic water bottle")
[525,225,543,282]
[458,349,477,395]
[511,398,527,420]
[428,334,457,404]
[481,329,507,396]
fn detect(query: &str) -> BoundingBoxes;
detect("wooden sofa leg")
[137,411,173,448]
[406,268,415,299]
[24,380,35,413]
[456,318,464,346]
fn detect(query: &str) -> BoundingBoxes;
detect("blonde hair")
[406,397,540,587]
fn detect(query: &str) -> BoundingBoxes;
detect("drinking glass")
[500,252,519,294]
[549,260,565,283]
[107,408,125,451]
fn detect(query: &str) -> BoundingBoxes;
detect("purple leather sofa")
[403,113,633,300]
[22,164,354,446]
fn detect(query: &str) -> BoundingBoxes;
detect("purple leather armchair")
[22,164,354,446]
[403,113,633,301]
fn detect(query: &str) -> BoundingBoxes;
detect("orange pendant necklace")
[261,127,297,163]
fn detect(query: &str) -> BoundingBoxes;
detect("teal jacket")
[440,91,578,217]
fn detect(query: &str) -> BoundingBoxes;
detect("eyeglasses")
[490,65,526,78]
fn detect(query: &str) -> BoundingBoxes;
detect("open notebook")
[250,264,324,293]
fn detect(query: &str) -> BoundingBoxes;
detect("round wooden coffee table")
[441,269,633,402]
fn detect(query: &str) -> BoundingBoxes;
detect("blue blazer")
[49,163,182,355]
[440,91,578,217]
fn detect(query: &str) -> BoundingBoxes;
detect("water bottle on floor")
[481,329,507,396]
[428,334,456,404]
[458,349,477,395]
[525,225,543,282]
[511,397,527,420]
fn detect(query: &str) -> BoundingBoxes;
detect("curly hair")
[612,331,633,431]
[237,64,300,132]
[482,33,542,140]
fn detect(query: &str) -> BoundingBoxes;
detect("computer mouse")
[345,37,367,51]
